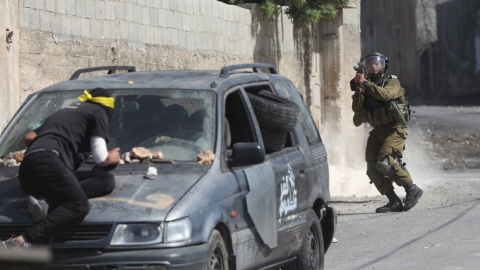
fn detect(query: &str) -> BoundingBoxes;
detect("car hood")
[0,164,208,223]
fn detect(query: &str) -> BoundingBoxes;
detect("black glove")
[350,79,357,91]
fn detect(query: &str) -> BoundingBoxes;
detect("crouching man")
[1,88,120,249]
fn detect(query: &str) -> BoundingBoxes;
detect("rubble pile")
[120,147,164,164]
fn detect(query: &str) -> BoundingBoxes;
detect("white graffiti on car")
[279,164,297,216]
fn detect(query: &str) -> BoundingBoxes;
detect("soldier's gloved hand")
[155,136,171,144]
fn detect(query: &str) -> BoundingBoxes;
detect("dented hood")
[0,164,208,223]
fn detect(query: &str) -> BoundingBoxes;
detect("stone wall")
[1,0,365,195]
[6,0,311,127]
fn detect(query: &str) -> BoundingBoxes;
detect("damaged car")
[0,63,336,270]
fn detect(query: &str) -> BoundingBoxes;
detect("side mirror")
[228,142,265,167]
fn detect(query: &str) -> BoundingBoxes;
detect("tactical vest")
[363,75,409,128]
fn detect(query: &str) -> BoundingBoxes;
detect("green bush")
[218,0,350,30]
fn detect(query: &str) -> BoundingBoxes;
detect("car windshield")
[0,89,216,162]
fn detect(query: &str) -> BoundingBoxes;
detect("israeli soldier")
[350,52,423,213]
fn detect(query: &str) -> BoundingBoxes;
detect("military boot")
[376,190,403,213]
[403,182,423,211]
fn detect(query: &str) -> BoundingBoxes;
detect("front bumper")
[38,242,211,270]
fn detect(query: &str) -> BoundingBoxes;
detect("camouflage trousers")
[365,125,413,195]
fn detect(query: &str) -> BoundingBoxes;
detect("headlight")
[110,223,163,246]
[165,217,191,242]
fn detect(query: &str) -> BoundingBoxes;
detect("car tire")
[207,230,229,270]
[247,90,300,152]
[297,209,325,270]
[247,90,300,133]
[259,126,288,153]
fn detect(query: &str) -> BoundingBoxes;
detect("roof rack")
[220,63,278,78]
[69,66,136,80]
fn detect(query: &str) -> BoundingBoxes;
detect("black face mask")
[86,101,114,122]
[89,88,114,121]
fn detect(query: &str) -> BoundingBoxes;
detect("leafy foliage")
[218,0,350,30]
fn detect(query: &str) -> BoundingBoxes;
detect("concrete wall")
[362,0,480,104]
[316,1,373,196]
[316,1,365,169]
[361,0,418,97]
[429,0,480,102]
[0,0,20,129]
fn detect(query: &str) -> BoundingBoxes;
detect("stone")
[13,150,25,163]
[121,152,131,163]
[196,150,215,165]
[131,147,153,160]
[152,151,164,160]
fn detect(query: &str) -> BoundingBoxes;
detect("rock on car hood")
[0,164,208,223]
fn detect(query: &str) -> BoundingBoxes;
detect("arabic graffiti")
[279,164,297,217]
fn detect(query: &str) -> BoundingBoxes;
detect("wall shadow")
[422,0,480,105]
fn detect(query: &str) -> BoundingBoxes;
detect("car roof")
[39,64,283,94]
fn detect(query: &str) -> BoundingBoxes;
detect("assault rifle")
[351,62,366,91]
[353,61,365,74]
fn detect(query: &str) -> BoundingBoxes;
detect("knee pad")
[375,153,395,178]
[367,160,384,186]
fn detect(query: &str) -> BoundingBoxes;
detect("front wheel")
[297,209,325,270]
[207,230,229,270]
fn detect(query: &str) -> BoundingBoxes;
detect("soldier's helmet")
[362,52,389,74]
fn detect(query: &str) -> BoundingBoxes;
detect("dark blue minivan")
[0,64,336,270]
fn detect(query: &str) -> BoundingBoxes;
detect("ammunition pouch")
[387,100,407,126]
[364,98,410,128]
[364,105,395,128]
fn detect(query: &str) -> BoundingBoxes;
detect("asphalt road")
[411,105,480,129]
[325,106,480,270]
[326,171,480,270]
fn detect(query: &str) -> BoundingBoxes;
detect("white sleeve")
[91,136,108,164]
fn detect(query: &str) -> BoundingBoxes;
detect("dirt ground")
[408,106,480,171]
[330,106,480,216]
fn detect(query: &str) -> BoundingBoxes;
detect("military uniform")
[351,52,422,213]
[352,75,413,195]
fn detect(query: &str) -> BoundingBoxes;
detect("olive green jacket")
[351,75,404,127]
